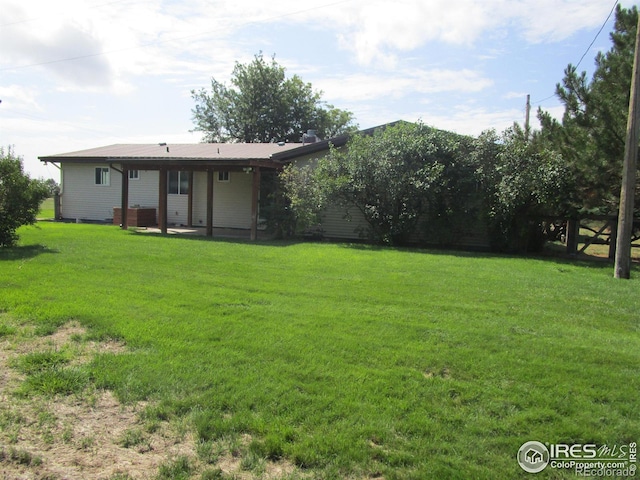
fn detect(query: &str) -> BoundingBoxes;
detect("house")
[525,449,543,464]
[39,130,370,240]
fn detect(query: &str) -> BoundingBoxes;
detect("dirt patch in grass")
[0,322,302,480]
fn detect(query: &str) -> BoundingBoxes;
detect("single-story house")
[39,128,373,240]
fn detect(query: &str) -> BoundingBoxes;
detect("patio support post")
[187,171,194,228]
[206,169,214,237]
[250,167,261,241]
[121,166,129,229]
[159,168,168,234]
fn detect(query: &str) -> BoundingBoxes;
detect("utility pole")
[614,15,640,279]
[524,94,531,140]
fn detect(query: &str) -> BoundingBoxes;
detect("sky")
[0,0,636,180]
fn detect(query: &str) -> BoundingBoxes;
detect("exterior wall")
[61,164,159,222]
[319,205,369,240]
[128,170,159,209]
[60,163,254,229]
[191,171,253,229]
[289,152,370,240]
[60,163,122,221]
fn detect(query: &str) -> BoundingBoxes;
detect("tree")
[475,125,571,252]
[538,5,638,213]
[44,178,60,196]
[282,122,473,245]
[0,147,50,247]
[191,53,357,143]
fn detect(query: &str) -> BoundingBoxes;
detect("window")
[129,170,140,180]
[169,171,189,195]
[95,167,110,186]
[218,171,230,182]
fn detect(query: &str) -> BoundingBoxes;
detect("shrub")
[0,147,50,247]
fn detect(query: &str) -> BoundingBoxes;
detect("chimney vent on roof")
[302,129,319,145]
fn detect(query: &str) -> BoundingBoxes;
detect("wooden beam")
[579,220,611,253]
[158,168,168,234]
[187,171,194,228]
[206,169,214,237]
[250,167,261,241]
[121,167,129,229]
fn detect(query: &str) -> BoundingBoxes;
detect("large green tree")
[282,122,569,251]
[283,122,474,246]
[474,125,571,251]
[0,147,50,247]
[538,5,638,213]
[191,53,357,143]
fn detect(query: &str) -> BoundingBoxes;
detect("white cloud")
[317,68,493,103]
[506,0,617,44]
[1,0,615,90]
[418,106,526,136]
[0,85,42,111]
[319,0,618,66]
[503,91,529,100]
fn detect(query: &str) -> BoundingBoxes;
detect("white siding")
[61,163,122,221]
[186,171,253,229]
[319,204,369,240]
[289,153,370,241]
[167,195,189,225]
[61,164,255,228]
[61,164,160,222]
[128,170,159,209]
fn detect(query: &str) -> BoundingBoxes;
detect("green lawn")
[1,222,639,479]
[37,197,55,220]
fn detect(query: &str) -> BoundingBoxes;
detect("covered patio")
[41,143,305,240]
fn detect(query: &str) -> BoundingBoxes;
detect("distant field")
[37,197,55,220]
[1,222,638,479]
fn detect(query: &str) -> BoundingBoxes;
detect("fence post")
[53,188,61,221]
[609,219,618,260]
[566,218,579,255]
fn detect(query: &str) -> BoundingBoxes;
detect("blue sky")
[0,0,635,180]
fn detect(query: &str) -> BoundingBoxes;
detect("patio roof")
[38,122,406,166]
[39,142,305,165]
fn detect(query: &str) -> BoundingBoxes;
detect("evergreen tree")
[538,5,638,213]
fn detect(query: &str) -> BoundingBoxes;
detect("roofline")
[270,135,350,161]
[38,121,408,165]
[270,120,407,161]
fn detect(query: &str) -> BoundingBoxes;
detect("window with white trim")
[129,170,140,180]
[95,167,110,186]
[168,171,189,195]
[218,171,230,182]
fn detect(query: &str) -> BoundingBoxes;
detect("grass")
[37,197,55,220]
[10,350,70,375]
[1,222,639,478]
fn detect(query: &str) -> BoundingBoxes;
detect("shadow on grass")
[0,244,58,261]
[337,241,623,271]
[126,228,300,248]
[124,226,630,272]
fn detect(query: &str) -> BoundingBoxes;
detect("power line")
[575,0,619,69]
[532,0,619,106]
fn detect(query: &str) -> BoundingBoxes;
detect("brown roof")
[39,143,303,162]
[39,122,406,165]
